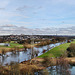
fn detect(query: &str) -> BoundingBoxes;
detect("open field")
[0,41,23,48]
[0,41,37,53]
[0,41,23,53]
[0,40,52,53]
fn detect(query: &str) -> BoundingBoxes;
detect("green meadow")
[38,40,75,58]
[0,41,23,49]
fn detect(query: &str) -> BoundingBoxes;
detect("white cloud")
[0,24,74,35]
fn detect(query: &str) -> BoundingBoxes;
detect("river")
[0,41,75,75]
[0,41,66,66]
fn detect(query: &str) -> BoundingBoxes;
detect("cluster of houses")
[0,35,40,41]
[0,35,73,46]
[0,35,53,41]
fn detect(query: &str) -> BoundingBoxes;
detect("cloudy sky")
[0,0,75,35]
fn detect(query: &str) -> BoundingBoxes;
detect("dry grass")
[2,57,75,75]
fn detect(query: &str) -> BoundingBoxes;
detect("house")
[4,43,10,46]
[0,43,10,46]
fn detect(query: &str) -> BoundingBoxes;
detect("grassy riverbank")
[38,40,75,58]
[0,41,23,53]
[0,41,37,53]
[0,41,23,48]
[1,40,75,75]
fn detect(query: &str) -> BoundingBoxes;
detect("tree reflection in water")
[35,57,71,75]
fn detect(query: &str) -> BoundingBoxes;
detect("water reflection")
[35,66,75,75]
[0,41,66,66]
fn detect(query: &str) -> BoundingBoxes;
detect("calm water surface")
[0,42,64,65]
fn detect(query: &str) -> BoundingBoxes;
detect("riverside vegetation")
[0,38,75,75]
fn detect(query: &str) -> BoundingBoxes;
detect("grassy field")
[0,41,36,53]
[71,39,75,43]
[38,40,75,58]
[2,41,37,48]
[8,42,23,48]
[0,41,24,53]
[0,41,24,48]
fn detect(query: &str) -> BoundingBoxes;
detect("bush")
[67,43,75,57]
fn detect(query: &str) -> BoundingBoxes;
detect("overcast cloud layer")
[0,24,74,35]
[0,0,75,35]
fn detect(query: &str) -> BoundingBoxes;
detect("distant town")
[0,34,75,41]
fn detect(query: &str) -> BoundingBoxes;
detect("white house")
[0,43,10,46]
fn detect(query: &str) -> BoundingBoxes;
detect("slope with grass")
[38,43,70,58]
[38,40,75,58]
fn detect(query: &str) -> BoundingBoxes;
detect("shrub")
[67,43,75,57]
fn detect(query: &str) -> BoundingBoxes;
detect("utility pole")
[31,33,34,59]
